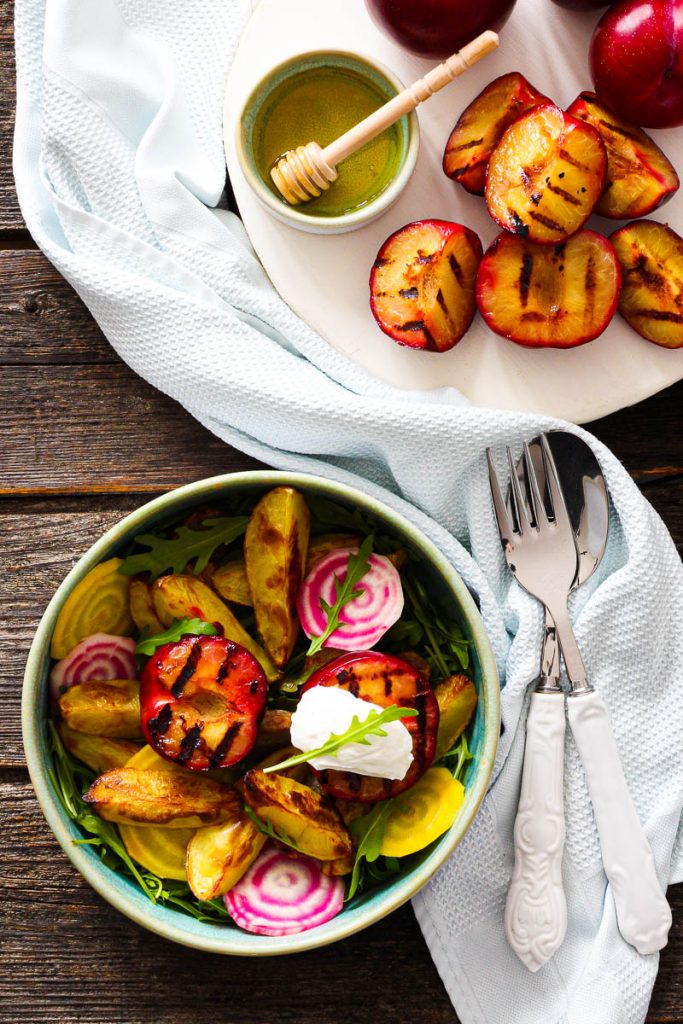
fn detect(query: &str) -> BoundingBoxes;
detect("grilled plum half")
[567,92,679,220]
[486,102,607,244]
[302,651,439,803]
[370,220,483,352]
[610,220,683,348]
[476,230,621,347]
[443,72,548,195]
[140,635,267,771]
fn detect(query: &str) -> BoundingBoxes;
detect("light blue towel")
[13,2,683,1021]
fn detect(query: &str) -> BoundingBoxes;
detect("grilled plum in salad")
[140,635,268,771]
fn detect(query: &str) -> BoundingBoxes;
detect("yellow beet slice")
[244,487,310,670]
[51,557,133,660]
[380,768,464,857]
[151,574,279,681]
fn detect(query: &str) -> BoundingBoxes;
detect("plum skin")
[364,0,518,59]
[590,0,683,129]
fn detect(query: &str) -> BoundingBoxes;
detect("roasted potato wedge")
[129,577,164,634]
[434,674,478,759]
[252,709,293,755]
[211,559,253,606]
[186,815,266,900]
[58,679,142,738]
[211,534,360,608]
[151,574,278,682]
[244,487,311,669]
[243,769,352,861]
[84,768,242,827]
[58,722,141,772]
[321,852,354,877]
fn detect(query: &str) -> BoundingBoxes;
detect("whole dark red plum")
[365,0,518,59]
[550,0,609,9]
[590,0,683,128]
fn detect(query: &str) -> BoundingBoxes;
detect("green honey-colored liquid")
[252,65,405,217]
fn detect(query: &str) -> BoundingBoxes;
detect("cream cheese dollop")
[289,685,413,781]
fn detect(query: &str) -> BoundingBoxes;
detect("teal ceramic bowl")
[23,471,499,955]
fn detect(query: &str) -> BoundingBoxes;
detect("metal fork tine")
[523,442,547,527]
[486,449,515,542]
[507,446,529,535]
[540,433,570,528]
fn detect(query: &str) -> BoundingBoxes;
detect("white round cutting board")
[225,0,683,423]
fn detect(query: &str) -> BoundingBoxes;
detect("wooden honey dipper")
[270,30,499,205]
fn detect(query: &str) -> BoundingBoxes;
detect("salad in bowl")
[24,472,499,954]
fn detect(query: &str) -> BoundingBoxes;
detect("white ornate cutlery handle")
[505,692,567,972]
[567,690,671,955]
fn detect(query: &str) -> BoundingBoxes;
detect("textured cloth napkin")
[13,1,683,1021]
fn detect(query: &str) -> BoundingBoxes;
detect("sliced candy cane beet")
[49,633,136,701]
[225,844,344,936]
[302,651,439,803]
[297,548,403,651]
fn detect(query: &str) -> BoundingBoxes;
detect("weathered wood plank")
[0,251,114,363]
[0,2,23,231]
[0,363,261,494]
[1,778,681,1023]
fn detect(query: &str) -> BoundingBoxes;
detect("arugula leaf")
[243,805,303,853]
[397,574,470,677]
[346,801,397,901]
[438,732,474,783]
[262,704,418,775]
[118,516,248,579]
[306,535,374,656]
[135,617,218,656]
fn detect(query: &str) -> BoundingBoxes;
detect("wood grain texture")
[0,1,23,231]
[0,251,114,363]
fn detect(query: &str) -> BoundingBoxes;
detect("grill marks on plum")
[519,252,533,307]
[398,286,419,299]
[447,135,484,153]
[634,308,683,323]
[448,253,464,287]
[171,640,202,698]
[147,701,172,739]
[178,724,203,764]
[528,211,564,233]
[546,182,581,206]
[209,721,243,767]
[509,211,529,237]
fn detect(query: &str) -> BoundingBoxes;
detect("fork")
[488,435,671,968]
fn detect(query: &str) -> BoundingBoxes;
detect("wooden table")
[1,4,681,1021]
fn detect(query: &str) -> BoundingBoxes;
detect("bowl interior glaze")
[23,471,499,955]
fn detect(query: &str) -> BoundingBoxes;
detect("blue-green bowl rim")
[233,49,420,229]
[22,470,499,956]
